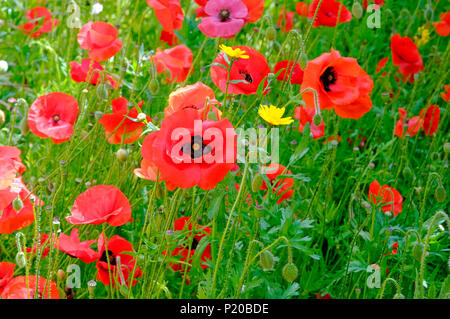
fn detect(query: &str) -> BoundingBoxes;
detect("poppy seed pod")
[282,263,299,282]
[251,173,263,192]
[116,148,128,162]
[351,1,363,19]
[435,185,446,203]
[87,280,97,297]
[259,250,275,270]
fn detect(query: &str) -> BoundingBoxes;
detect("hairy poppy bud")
[155,183,163,200]
[259,250,275,270]
[299,53,308,70]
[265,26,276,41]
[0,109,5,124]
[94,111,103,121]
[282,263,298,282]
[424,8,433,22]
[313,114,322,126]
[412,242,427,262]
[149,79,159,94]
[435,185,446,203]
[16,251,26,268]
[57,269,65,281]
[444,142,450,154]
[0,60,8,72]
[207,111,218,121]
[251,173,263,192]
[351,1,363,19]
[116,148,128,162]
[19,117,29,135]
[12,196,23,211]
[96,84,108,100]
[402,166,413,180]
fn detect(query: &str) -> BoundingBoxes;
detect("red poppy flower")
[0,276,59,299]
[277,9,295,33]
[77,22,123,62]
[274,60,304,85]
[98,97,151,144]
[25,233,53,258]
[163,217,211,272]
[375,57,388,75]
[28,92,79,144]
[211,45,271,95]
[56,229,99,263]
[368,180,403,216]
[301,49,373,119]
[0,178,43,234]
[363,0,384,10]
[0,146,26,190]
[141,109,237,190]
[316,292,333,299]
[151,45,193,83]
[19,7,58,38]
[307,0,352,28]
[134,159,162,182]
[433,12,450,37]
[390,34,424,83]
[66,185,132,226]
[441,85,450,102]
[420,104,440,136]
[160,30,178,45]
[165,82,222,120]
[0,262,15,296]
[96,234,142,288]
[394,108,421,138]
[294,106,324,139]
[69,58,118,89]
[147,0,184,44]
[296,2,309,16]
[195,0,264,23]
[260,163,294,204]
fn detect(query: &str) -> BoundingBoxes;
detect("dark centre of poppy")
[53,115,60,122]
[218,9,231,22]
[100,250,116,266]
[240,71,253,83]
[191,238,199,250]
[320,66,337,92]
[181,135,212,159]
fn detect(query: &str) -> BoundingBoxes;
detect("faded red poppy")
[98,97,151,144]
[390,34,424,83]
[369,180,403,216]
[274,60,304,85]
[0,262,15,296]
[294,106,324,139]
[441,85,450,102]
[0,146,26,190]
[165,82,222,120]
[277,9,295,33]
[77,21,123,62]
[0,276,59,299]
[296,2,308,16]
[28,92,79,144]
[211,45,271,95]
[19,7,58,38]
[363,0,384,10]
[69,58,118,88]
[163,217,211,272]
[66,185,132,226]
[260,163,294,204]
[420,104,440,136]
[307,0,352,28]
[195,0,264,23]
[433,12,450,36]
[0,177,43,234]
[151,45,193,83]
[147,0,184,44]
[56,229,99,263]
[141,109,237,190]
[96,234,142,288]
[301,49,373,119]
[394,108,421,138]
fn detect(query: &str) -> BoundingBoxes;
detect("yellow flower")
[220,44,249,60]
[258,104,294,126]
[414,25,431,47]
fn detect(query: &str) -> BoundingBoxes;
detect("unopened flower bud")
[57,269,65,281]
[435,185,446,203]
[412,242,427,262]
[207,111,218,121]
[19,117,29,135]
[444,142,450,154]
[0,110,5,124]
[16,251,26,268]
[259,250,275,270]
[0,60,8,72]
[313,114,322,126]
[116,148,128,162]
[137,113,147,122]
[282,263,299,282]
[149,79,159,94]
[265,26,276,41]
[299,53,308,69]
[351,1,364,19]
[12,196,23,211]
[251,173,263,192]
[393,293,405,299]
[94,111,103,121]
[96,84,108,100]
[402,166,413,180]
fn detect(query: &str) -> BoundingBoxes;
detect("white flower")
[0,60,8,72]
[92,3,103,15]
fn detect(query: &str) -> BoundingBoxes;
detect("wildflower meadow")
[0,0,449,303]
